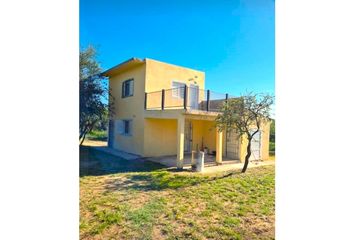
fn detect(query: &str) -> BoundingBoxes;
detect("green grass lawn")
[86,130,108,141]
[80,151,275,240]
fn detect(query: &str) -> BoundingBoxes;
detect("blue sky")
[80,0,274,96]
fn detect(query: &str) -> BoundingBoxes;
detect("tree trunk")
[80,122,96,146]
[80,130,88,145]
[241,138,252,173]
[79,125,87,140]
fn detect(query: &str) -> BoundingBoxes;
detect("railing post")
[183,85,187,110]
[161,89,165,110]
[206,90,210,111]
[144,92,147,110]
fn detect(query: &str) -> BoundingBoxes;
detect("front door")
[189,84,199,110]
[184,120,192,152]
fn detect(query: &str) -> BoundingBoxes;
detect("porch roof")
[144,109,219,121]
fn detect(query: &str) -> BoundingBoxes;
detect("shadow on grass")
[103,169,213,193]
[80,146,166,177]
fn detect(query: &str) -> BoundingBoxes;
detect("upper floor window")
[172,81,186,98]
[122,79,134,98]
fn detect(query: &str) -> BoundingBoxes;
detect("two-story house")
[103,58,270,169]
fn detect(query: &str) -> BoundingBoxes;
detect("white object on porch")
[196,151,205,172]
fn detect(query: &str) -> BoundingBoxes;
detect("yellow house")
[103,58,270,169]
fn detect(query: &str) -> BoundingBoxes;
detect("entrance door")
[189,84,199,110]
[184,120,192,152]
[226,129,240,159]
[250,130,261,160]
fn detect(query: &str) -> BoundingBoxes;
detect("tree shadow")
[103,169,212,193]
[79,146,166,177]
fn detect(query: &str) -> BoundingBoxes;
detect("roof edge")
[102,57,145,76]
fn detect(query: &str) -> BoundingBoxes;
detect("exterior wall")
[189,120,203,152]
[144,58,206,110]
[144,118,225,158]
[202,121,216,153]
[143,118,177,157]
[142,59,206,156]
[109,63,146,155]
[145,58,205,92]
[239,122,271,161]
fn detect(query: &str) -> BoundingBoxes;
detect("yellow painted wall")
[109,64,146,155]
[143,118,177,157]
[145,59,205,110]
[143,59,206,156]
[202,121,216,152]
[145,58,205,92]
[189,119,203,151]
[143,118,225,158]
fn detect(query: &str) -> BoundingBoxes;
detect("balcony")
[144,86,236,113]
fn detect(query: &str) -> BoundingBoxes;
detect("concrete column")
[176,116,185,169]
[216,130,223,165]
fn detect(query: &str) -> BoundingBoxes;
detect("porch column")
[216,130,223,165]
[176,116,185,169]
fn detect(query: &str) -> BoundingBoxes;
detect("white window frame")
[171,81,186,99]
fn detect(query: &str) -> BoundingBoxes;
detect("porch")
[144,109,242,169]
[144,152,241,168]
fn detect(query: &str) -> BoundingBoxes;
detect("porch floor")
[144,153,241,168]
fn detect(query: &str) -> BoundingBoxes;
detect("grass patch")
[80,151,275,239]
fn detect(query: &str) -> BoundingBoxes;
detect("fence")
[145,86,235,112]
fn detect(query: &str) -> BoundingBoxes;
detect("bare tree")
[216,93,274,173]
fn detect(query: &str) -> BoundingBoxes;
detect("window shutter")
[172,81,186,98]
[115,120,124,134]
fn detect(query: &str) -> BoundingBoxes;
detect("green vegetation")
[80,165,275,239]
[79,45,112,145]
[86,129,107,141]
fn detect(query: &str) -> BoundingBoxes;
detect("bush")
[269,141,275,152]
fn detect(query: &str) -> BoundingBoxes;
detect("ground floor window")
[116,119,132,136]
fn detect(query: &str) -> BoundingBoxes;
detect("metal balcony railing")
[144,86,236,112]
